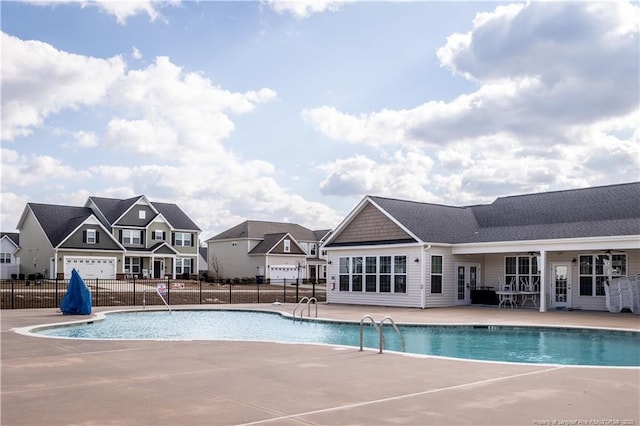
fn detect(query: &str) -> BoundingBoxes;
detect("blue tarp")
[60,269,92,315]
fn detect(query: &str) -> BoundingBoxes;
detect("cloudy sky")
[2,0,638,241]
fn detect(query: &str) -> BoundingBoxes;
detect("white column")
[539,250,547,312]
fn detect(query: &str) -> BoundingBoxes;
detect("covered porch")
[452,236,639,312]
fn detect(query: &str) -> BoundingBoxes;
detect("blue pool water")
[34,310,640,367]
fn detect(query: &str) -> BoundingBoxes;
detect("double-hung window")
[504,256,539,291]
[124,257,140,274]
[0,253,11,264]
[351,257,363,292]
[123,230,141,245]
[365,256,377,292]
[153,230,164,241]
[176,258,192,275]
[579,254,626,297]
[338,255,406,294]
[86,229,97,244]
[174,232,192,247]
[431,255,443,293]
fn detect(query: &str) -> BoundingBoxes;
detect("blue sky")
[2,0,638,240]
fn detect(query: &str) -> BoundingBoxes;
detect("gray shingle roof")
[208,220,318,242]
[369,182,640,244]
[89,196,200,231]
[152,202,201,231]
[89,196,139,225]
[249,233,288,254]
[1,232,19,246]
[28,203,94,247]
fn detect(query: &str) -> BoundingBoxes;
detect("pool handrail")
[292,297,317,321]
[155,288,172,314]
[359,315,405,354]
[380,316,406,353]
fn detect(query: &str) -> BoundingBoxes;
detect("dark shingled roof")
[249,233,289,254]
[368,182,640,244]
[89,196,200,231]
[152,202,201,231]
[208,220,319,242]
[1,232,19,246]
[28,203,94,247]
[89,196,140,225]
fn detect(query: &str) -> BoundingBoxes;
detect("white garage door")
[269,265,298,280]
[64,257,116,279]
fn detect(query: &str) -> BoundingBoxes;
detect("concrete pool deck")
[2,304,639,426]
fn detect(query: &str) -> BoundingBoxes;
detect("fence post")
[283,279,287,302]
[199,279,203,304]
[55,277,59,307]
[133,276,136,306]
[257,281,260,304]
[11,281,15,309]
[295,278,299,302]
[95,278,99,307]
[167,276,171,304]
[312,281,316,300]
[229,281,232,304]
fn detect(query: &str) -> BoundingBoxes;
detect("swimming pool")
[30,310,640,367]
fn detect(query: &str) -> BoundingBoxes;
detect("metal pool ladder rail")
[359,315,405,354]
[292,297,317,321]
[142,288,172,314]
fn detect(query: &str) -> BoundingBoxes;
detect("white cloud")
[317,151,435,200]
[104,57,277,162]
[306,1,640,199]
[131,47,142,60]
[0,147,91,189]
[1,32,125,141]
[24,0,181,25]
[265,0,354,18]
[0,192,29,231]
[74,130,98,148]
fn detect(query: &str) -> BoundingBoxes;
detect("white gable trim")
[322,196,422,248]
[56,216,123,249]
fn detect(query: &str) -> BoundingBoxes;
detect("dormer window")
[139,210,146,219]
[86,229,97,244]
[310,243,317,256]
[284,239,290,253]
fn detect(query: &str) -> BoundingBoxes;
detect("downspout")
[539,250,547,313]
[421,245,431,309]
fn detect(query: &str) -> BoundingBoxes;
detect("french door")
[455,263,480,305]
[551,262,572,309]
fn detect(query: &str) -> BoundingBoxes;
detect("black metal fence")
[0,278,326,310]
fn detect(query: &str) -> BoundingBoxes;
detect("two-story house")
[15,196,201,279]
[206,220,331,282]
[0,232,20,279]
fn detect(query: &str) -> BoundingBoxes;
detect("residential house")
[15,196,201,279]
[206,220,331,282]
[198,246,208,273]
[322,182,640,312]
[0,232,20,279]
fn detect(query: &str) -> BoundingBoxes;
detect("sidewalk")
[2,304,639,426]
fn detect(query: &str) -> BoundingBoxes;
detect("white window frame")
[139,210,146,219]
[579,253,627,297]
[176,258,192,275]
[153,230,163,241]
[0,253,11,263]
[86,229,97,244]
[310,243,317,256]
[123,229,142,245]
[339,255,407,294]
[174,232,192,247]
[284,239,291,253]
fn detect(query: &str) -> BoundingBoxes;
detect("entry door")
[551,263,572,309]
[153,260,163,279]
[455,263,479,305]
